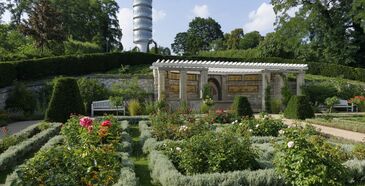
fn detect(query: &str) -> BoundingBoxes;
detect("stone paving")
[0,120,40,139]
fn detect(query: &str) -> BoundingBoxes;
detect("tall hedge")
[284,96,314,120]
[0,62,16,87]
[1,52,365,88]
[45,78,85,123]
[231,96,253,118]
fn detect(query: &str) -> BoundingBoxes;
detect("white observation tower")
[133,0,153,52]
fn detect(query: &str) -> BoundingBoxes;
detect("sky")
[1,0,278,51]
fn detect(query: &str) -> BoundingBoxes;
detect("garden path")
[0,120,40,139]
[272,115,365,142]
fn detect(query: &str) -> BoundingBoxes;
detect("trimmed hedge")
[0,123,61,172]
[231,96,253,118]
[45,77,85,123]
[1,52,365,88]
[284,96,314,120]
[0,63,16,88]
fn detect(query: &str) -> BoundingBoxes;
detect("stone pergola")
[151,59,308,111]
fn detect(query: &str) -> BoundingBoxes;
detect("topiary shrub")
[231,96,253,118]
[284,96,314,120]
[128,99,141,116]
[5,82,36,116]
[45,77,85,123]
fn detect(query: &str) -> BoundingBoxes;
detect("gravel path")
[0,120,41,139]
[282,118,365,142]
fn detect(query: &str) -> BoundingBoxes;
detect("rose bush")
[159,131,259,175]
[204,109,238,124]
[228,117,287,137]
[274,125,349,186]
[16,115,124,185]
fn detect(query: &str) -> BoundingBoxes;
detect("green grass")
[129,124,155,186]
[307,116,365,133]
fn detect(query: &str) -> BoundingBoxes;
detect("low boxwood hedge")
[1,52,365,88]
[0,123,62,172]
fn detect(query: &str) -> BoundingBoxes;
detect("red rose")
[101,120,112,127]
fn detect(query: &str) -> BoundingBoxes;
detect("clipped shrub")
[0,62,16,88]
[284,96,314,120]
[45,78,85,123]
[200,103,210,114]
[265,85,272,113]
[128,99,142,116]
[271,99,282,114]
[232,117,287,137]
[5,82,36,115]
[64,39,102,55]
[231,96,253,118]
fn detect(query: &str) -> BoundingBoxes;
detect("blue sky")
[1,0,278,50]
[118,0,277,50]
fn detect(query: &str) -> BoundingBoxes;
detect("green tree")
[226,28,244,50]
[20,0,65,52]
[239,31,263,49]
[171,17,224,55]
[171,32,188,55]
[271,0,365,66]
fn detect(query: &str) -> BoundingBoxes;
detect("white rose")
[255,124,259,128]
[279,130,285,135]
[176,147,182,152]
[248,129,253,132]
[287,141,295,148]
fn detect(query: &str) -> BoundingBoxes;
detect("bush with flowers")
[158,130,259,175]
[15,115,126,185]
[229,117,287,137]
[204,109,238,124]
[349,96,365,112]
[274,125,349,186]
[149,111,211,141]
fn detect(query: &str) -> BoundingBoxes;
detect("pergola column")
[157,69,166,101]
[199,70,208,99]
[179,70,187,101]
[296,71,305,95]
[261,72,271,111]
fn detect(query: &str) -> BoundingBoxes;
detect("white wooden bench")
[91,100,126,117]
[333,99,355,112]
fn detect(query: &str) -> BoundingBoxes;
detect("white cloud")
[118,8,134,51]
[153,9,166,22]
[243,3,276,34]
[193,4,209,18]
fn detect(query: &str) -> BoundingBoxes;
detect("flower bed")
[6,116,137,185]
[0,123,61,172]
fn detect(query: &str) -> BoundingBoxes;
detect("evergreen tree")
[20,0,65,52]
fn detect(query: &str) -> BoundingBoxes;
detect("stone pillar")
[180,70,187,101]
[157,69,166,101]
[261,72,270,112]
[296,72,305,95]
[199,70,208,99]
[275,73,285,100]
[153,69,158,100]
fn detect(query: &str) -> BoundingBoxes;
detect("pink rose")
[87,125,93,133]
[80,117,93,128]
[101,120,112,127]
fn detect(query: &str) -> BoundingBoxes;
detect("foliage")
[265,85,272,113]
[302,82,338,106]
[5,82,36,116]
[281,76,293,107]
[352,143,365,160]
[19,0,65,52]
[349,96,365,112]
[159,131,259,175]
[325,96,340,113]
[231,96,253,118]
[204,109,237,124]
[171,17,224,55]
[307,117,365,133]
[199,103,210,114]
[225,28,244,50]
[231,117,287,137]
[284,96,314,120]
[202,84,212,100]
[239,31,263,50]
[16,116,124,185]
[271,99,282,114]
[274,126,349,186]
[149,112,211,141]
[45,77,85,123]
[64,39,102,55]
[177,101,191,115]
[110,77,148,102]
[128,99,142,116]
[77,78,109,113]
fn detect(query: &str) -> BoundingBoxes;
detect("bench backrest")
[335,99,349,106]
[92,100,124,109]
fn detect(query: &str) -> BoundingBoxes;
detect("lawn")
[307,115,365,133]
